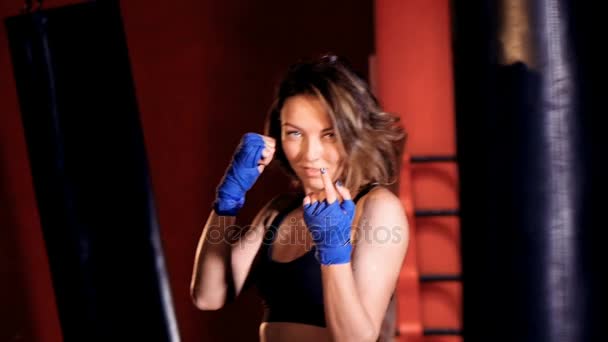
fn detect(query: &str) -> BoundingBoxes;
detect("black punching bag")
[5,1,180,341]
[452,0,606,341]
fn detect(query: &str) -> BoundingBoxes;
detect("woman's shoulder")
[354,185,405,220]
[351,185,408,251]
[356,184,400,207]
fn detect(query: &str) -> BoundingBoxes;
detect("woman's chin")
[301,178,324,193]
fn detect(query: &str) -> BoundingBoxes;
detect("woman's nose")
[303,137,323,162]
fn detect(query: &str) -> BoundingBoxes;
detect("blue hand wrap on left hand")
[303,199,356,265]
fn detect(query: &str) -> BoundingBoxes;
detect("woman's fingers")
[335,181,352,200]
[257,145,275,173]
[261,135,276,148]
[320,168,337,203]
[303,194,311,206]
[260,146,275,163]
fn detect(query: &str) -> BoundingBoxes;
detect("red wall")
[376,1,461,341]
[0,0,373,341]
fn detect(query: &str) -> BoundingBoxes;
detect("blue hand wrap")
[303,199,356,265]
[213,133,265,216]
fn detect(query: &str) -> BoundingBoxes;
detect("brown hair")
[264,54,406,195]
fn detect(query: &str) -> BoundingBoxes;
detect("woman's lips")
[302,167,322,177]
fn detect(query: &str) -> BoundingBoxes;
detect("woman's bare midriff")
[260,322,332,342]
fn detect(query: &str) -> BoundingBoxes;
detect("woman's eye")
[286,130,301,137]
[324,132,336,139]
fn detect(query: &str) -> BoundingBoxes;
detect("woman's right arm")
[190,201,274,311]
[189,211,236,311]
[190,133,276,310]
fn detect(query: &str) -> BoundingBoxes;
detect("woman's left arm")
[321,188,409,342]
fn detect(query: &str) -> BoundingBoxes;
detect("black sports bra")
[254,183,378,327]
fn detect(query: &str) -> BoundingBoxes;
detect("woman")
[190,55,409,342]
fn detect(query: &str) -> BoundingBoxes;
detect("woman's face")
[280,94,343,194]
